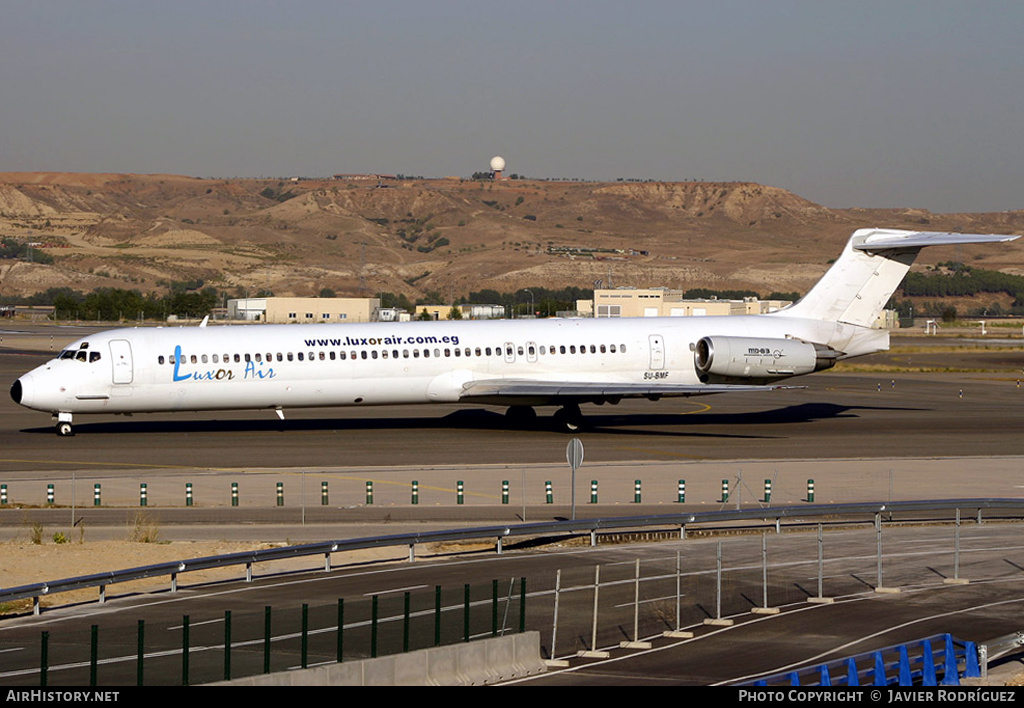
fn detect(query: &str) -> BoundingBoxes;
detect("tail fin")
[780,228,1018,327]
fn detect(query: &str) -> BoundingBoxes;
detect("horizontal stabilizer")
[853,229,1019,252]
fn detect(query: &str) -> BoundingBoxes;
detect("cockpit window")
[76,351,87,362]
[89,352,101,363]
[59,350,76,360]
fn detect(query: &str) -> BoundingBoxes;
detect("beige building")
[227,297,380,324]
[413,304,506,320]
[591,288,791,318]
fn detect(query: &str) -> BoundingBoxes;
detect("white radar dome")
[490,156,506,172]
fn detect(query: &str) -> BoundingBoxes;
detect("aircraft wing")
[459,379,788,403]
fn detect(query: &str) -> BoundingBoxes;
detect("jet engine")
[694,336,838,383]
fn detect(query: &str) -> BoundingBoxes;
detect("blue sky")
[2,1,1022,212]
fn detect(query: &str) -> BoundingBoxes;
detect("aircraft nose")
[10,374,29,406]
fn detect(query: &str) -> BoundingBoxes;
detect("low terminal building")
[589,288,791,318]
[227,297,381,324]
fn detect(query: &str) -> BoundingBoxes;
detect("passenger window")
[361,351,367,359]
[371,351,378,359]
[158,355,165,365]
[297,353,304,361]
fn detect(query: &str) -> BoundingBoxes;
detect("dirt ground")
[0,539,278,612]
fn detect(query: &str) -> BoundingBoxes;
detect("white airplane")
[10,228,1018,436]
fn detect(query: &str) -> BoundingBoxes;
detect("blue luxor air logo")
[173,345,275,382]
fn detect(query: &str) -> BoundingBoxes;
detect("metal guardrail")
[3,498,1023,615]
[979,632,1024,678]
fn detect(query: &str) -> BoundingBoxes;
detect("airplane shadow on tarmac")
[18,401,920,438]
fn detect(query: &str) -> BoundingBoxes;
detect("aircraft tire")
[56,422,74,437]
[505,405,537,428]
[553,405,586,433]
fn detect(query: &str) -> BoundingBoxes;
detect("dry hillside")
[1,172,1023,301]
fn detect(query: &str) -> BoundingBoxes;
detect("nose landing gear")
[54,413,74,437]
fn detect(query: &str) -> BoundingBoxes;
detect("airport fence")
[5,578,529,686]
[2,499,1021,614]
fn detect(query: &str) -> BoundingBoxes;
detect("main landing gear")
[504,405,538,428]
[504,404,588,433]
[552,403,586,433]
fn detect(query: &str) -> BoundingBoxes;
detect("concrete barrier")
[213,631,546,686]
